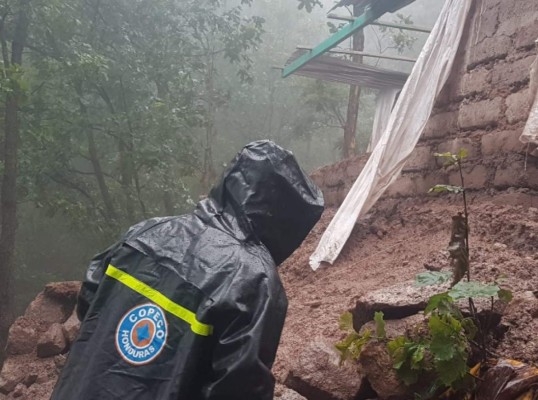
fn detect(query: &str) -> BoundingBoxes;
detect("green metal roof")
[282,0,415,78]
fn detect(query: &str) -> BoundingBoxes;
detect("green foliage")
[387,337,428,385]
[297,0,322,12]
[377,13,418,54]
[335,310,385,364]
[374,311,386,339]
[415,271,453,287]
[433,148,468,167]
[449,281,502,301]
[388,296,476,395]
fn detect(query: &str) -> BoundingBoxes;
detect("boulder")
[352,280,450,330]
[0,360,26,394]
[61,310,80,345]
[358,342,408,400]
[6,318,36,356]
[359,314,426,340]
[24,293,71,327]
[43,282,80,303]
[8,383,26,399]
[15,379,57,400]
[284,338,369,400]
[274,384,308,400]
[37,324,67,358]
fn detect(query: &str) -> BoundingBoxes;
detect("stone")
[6,318,36,356]
[359,342,409,400]
[20,379,57,400]
[359,314,426,340]
[467,36,512,68]
[37,323,67,358]
[494,162,525,187]
[352,280,451,331]
[10,384,26,399]
[459,67,491,97]
[273,385,307,400]
[61,310,80,345]
[404,146,433,171]
[43,281,81,303]
[284,338,367,400]
[422,111,458,138]
[506,89,533,124]
[458,98,502,130]
[24,293,70,327]
[490,56,535,88]
[449,165,489,189]
[0,359,26,394]
[481,130,525,155]
[385,176,415,197]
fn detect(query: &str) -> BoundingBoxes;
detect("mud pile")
[275,189,538,399]
[0,282,80,400]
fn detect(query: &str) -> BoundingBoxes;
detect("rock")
[352,281,450,330]
[284,338,368,400]
[493,242,508,250]
[9,384,26,399]
[37,324,67,358]
[43,282,80,303]
[20,379,57,400]
[61,310,80,345]
[274,384,307,400]
[6,318,36,356]
[359,341,409,400]
[360,314,426,340]
[24,293,71,327]
[0,360,26,394]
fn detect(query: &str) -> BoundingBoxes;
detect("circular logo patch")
[115,303,168,365]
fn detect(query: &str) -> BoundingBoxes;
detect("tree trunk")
[201,60,217,192]
[342,5,365,159]
[75,82,117,222]
[87,129,117,222]
[0,0,31,368]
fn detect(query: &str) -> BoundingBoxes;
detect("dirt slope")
[274,189,538,383]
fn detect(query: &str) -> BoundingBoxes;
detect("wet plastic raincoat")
[51,140,324,400]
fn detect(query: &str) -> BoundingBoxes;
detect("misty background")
[11,0,444,313]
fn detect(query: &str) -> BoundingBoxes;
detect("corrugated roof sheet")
[285,50,408,89]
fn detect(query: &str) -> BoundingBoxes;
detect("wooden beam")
[328,13,432,33]
[296,45,417,63]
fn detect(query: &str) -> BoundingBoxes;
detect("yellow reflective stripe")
[105,264,213,336]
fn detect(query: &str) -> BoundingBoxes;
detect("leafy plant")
[335,311,373,364]
[388,294,477,396]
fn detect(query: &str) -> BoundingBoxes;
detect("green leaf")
[428,185,464,194]
[338,311,354,332]
[415,271,453,287]
[425,292,452,314]
[461,318,477,340]
[498,288,513,304]
[410,344,426,369]
[457,148,469,159]
[436,354,468,386]
[374,311,386,339]
[449,281,500,300]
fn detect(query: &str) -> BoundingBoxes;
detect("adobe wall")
[312,0,538,207]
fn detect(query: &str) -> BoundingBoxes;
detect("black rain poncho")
[51,140,324,400]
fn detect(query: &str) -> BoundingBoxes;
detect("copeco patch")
[115,303,168,365]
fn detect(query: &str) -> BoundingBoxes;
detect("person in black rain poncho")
[51,140,324,400]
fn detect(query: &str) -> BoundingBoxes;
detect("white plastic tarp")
[520,44,538,155]
[368,88,400,152]
[310,0,473,270]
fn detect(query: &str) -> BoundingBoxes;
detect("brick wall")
[312,0,538,207]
